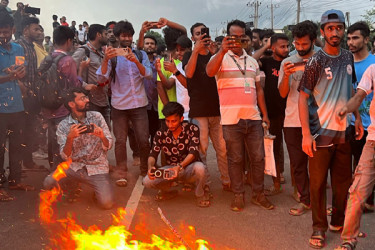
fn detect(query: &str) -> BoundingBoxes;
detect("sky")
[8,0,375,38]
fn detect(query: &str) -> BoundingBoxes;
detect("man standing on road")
[278,20,317,215]
[207,19,273,212]
[347,21,375,212]
[43,87,113,209]
[97,20,152,186]
[183,22,230,191]
[143,102,210,207]
[298,10,362,248]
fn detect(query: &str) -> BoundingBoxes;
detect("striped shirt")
[214,50,261,125]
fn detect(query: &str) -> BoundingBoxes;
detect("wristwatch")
[178,163,183,171]
[174,70,181,76]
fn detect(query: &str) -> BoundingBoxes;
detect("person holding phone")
[183,22,230,193]
[43,87,113,209]
[278,20,318,216]
[206,19,273,212]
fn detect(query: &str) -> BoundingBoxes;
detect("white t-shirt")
[278,54,305,127]
[77,29,85,43]
[357,64,375,140]
[171,63,189,120]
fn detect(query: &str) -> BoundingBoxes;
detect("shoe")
[132,157,140,166]
[264,185,282,196]
[292,187,301,203]
[289,203,311,216]
[231,193,244,211]
[251,193,274,210]
[280,173,286,184]
[329,224,343,232]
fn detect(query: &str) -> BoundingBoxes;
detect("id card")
[244,78,253,94]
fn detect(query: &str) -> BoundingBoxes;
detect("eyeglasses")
[78,95,89,101]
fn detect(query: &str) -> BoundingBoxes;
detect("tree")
[145,30,165,47]
[362,6,375,25]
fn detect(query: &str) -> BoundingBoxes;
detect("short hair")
[87,24,106,41]
[270,33,289,46]
[215,35,224,42]
[105,21,116,30]
[83,21,88,26]
[39,25,44,32]
[0,7,14,28]
[45,36,51,39]
[252,28,262,36]
[53,25,75,46]
[162,102,185,118]
[292,20,317,41]
[157,44,166,55]
[63,87,89,111]
[52,15,58,21]
[163,27,184,51]
[245,28,253,40]
[114,20,134,37]
[176,35,192,49]
[144,34,157,45]
[190,22,205,36]
[227,19,246,35]
[21,16,39,33]
[347,21,370,38]
[260,29,275,40]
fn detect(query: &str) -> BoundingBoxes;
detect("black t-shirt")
[182,51,220,118]
[53,21,60,28]
[260,56,287,119]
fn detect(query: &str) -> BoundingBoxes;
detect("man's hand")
[193,34,211,54]
[262,116,270,130]
[7,65,26,80]
[126,51,138,63]
[141,21,153,32]
[163,60,177,73]
[92,123,105,138]
[155,58,162,72]
[67,124,86,140]
[337,106,348,121]
[158,17,168,28]
[220,36,241,54]
[207,40,218,55]
[80,58,91,69]
[164,165,180,180]
[302,134,316,157]
[355,118,364,140]
[104,46,117,61]
[84,83,97,91]
[282,61,296,78]
[147,166,156,180]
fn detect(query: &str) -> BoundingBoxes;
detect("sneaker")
[132,157,141,166]
[264,185,282,196]
[231,193,244,211]
[251,193,274,210]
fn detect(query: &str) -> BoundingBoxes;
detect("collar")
[228,49,248,59]
[166,122,186,138]
[68,113,89,125]
[20,36,34,46]
[0,42,15,54]
[53,49,68,55]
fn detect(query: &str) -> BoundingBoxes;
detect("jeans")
[111,106,150,175]
[147,109,159,145]
[269,116,285,185]
[43,167,114,209]
[309,142,352,232]
[143,161,207,197]
[341,140,375,244]
[47,116,66,171]
[222,119,265,194]
[0,112,25,185]
[191,116,230,185]
[128,122,139,158]
[89,103,111,130]
[22,112,39,167]
[284,127,310,205]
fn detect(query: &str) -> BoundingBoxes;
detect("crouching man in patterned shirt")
[143,102,210,207]
[43,87,114,209]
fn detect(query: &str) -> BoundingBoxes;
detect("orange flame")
[38,161,214,249]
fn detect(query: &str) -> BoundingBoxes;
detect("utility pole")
[345,12,350,27]
[268,0,279,30]
[296,0,301,24]
[248,1,261,28]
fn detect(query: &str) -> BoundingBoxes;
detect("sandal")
[289,203,311,216]
[182,183,193,192]
[358,231,366,238]
[115,178,128,187]
[327,207,334,216]
[196,195,210,208]
[155,190,178,201]
[204,185,213,199]
[0,189,14,202]
[309,231,326,249]
[9,183,35,191]
[264,185,282,196]
[334,241,356,250]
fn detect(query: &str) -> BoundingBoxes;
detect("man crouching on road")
[43,87,114,209]
[143,102,210,207]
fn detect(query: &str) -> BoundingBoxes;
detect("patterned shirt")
[150,122,200,165]
[16,36,37,91]
[57,111,113,176]
[298,49,356,146]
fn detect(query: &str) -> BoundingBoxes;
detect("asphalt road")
[0,140,374,250]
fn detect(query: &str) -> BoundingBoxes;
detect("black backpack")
[36,54,68,109]
[110,49,143,83]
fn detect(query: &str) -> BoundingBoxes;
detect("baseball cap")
[321,9,345,25]
[176,35,192,49]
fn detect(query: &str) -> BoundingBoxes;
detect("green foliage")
[146,30,165,47]
[362,6,375,25]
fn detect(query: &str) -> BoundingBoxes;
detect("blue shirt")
[0,42,25,113]
[96,50,152,110]
[351,54,375,129]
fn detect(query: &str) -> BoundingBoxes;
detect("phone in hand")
[115,48,130,57]
[201,27,210,39]
[79,124,95,134]
[293,61,306,71]
[148,21,160,29]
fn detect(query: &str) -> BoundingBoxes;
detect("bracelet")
[178,163,183,171]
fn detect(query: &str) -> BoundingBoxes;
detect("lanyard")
[87,42,104,58]
[54,49,67,55]
[230,55,246,76]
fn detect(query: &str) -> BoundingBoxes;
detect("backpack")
[36,54,68,110]
[110,49,143,83]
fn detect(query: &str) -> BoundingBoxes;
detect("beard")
[297,43,313,57]
[324,35,342,47]
[76,103,89,112]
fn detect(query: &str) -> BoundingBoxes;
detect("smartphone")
[149,21,159,29]
[24,6,40,15]
[115,48,130,57]
[293,61,306,71]
[201,27,210,39]
[79,124,94,134]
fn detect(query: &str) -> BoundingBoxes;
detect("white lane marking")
[123,176,144,230]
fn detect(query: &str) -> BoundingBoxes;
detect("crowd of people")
[1,1,375,249]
